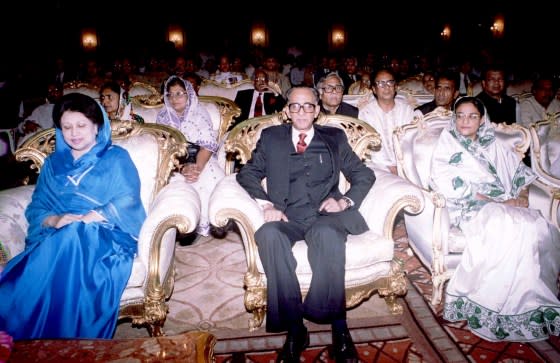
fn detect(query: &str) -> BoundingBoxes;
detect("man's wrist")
[340,196,354,210]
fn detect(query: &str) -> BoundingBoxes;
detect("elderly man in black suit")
[237,86,374,363]
[317,73,359,118]
[232,69,286,129]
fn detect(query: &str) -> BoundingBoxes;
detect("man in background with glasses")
[232,69,286,129]
[317,73,358,118]
[237,86,374,363]
[359,69,415,174]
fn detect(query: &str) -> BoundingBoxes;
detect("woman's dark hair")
[52,93,104,128]
[99,80,121,96]
[165,76,186,93]
[453,96,485,117]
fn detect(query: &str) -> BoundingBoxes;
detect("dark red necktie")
[297,133,307,153]
[254,93,263,117]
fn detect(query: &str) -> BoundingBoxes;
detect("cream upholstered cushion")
[114,134,159,211]
[198,79,253,100]
[63,82,100,101]
[210,113,424,330]
[128,82,160,98]
[0,186,34,264]
[290,232,393,287]
[447,226,467,253]
[8,122,199,335]
[394,116,557,305]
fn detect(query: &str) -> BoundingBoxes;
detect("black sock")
[288,320,306,335]
[331,319,348,335]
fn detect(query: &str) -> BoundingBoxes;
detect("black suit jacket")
[233,89,286,128]
[320,102,359,118]
[237,123,375,233]
[340,72,361,95]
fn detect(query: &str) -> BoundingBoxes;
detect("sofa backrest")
[529,112,560,183]
[15,121,187,211]
[198,78,254,100]
[395,108,531,191]
[63,81,100,101]
[130,95,240,142]
[223,113,380,192]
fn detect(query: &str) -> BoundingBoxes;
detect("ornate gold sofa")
[397,76,434,108]
[529,112,560,223]
[63,81,100,100]
[208,113,425,330]
[393,108,559,306]
[0,121,200,336]
[128,81,161,98]
[130,94,240,141]
[198,78,254,100]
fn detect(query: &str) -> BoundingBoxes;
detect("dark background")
[2,1,557,76]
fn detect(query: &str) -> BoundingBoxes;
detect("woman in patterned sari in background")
[156,75,225,239]
[430,96,560,342]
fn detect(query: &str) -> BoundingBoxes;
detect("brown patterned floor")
[213,219,560,362]
[4,220,560,362]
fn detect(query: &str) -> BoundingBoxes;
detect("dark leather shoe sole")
[276,329,310,363]
[331,331,359,363]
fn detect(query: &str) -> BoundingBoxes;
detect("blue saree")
[0,111,146,340]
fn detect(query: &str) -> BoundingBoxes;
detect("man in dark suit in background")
[317,73,359,118]
[237,86,374,363]
[232,69,285,129]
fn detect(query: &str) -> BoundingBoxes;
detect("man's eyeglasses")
[374,80,396,88]
[455,113,481,121]
[288,103,317,113]
[166,91,188,99]
[254,77,267,82]
[322,85,344,93]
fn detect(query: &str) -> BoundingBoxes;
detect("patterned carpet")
[113,219,560,362]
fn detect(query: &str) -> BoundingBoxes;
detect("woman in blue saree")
[0,93,146,339]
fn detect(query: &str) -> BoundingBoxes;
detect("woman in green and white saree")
[430,96,560,342]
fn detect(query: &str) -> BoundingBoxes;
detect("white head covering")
[157,75,218,152]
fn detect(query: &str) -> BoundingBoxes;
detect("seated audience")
[348,72,372,96]
[414,70,459,116]
[317,72,358,117]
[262,53,292,95]
[17,82,62,147]
[359,68,415,174]
[99,81,144,123]
[232,69,286,128]
[183,72,203,95]
[518,75,560,126]
[156,75,225,238]
[430,96,560,342]
[210,55,248,85]
[0,93,146,339]
[421,70,436,95]
[476,65,517,124]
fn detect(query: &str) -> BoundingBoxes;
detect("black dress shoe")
[331,329,359,363]
[276,327,309,363]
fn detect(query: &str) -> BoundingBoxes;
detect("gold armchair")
[130,94,240,141]
[528,112,560,225]
[393,108,559,305]
[0,121,200,336]
[209,113,424,330]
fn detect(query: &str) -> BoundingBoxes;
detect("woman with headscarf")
[157,75,224,238]
[99,81,144,123]
[0,93,146,339]
[429,96,560,342]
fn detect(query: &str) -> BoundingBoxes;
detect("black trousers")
[255,214,348,332]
